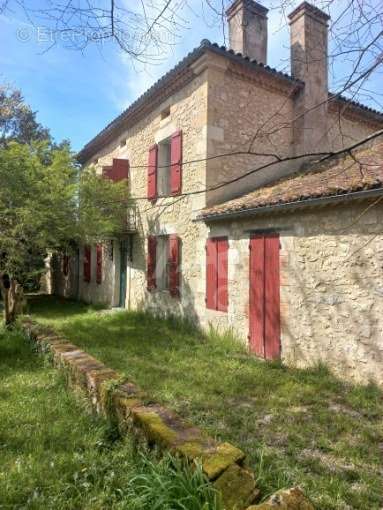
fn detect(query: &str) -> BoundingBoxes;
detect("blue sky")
[1,1,381,152]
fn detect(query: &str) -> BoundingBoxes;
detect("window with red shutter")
[148,145,158,200]
[168,235,181,297]
[206,238,217,310]
[170,130,182,195]
[147,236,157,291]
[83,245,91,283]
[206,237,228,312]
[96,244,102,284]
[111,159,130,182]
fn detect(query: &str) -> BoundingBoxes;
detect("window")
[157,138,172,197]
[120,139,126,147]
[147,130,182,199]
[84,245,91,283]
[147,235,180,296]
[206,237,228,312]
[96,244,102,284]
[156,236,170,290]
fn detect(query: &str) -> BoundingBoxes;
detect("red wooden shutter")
[249,236,265,357]
[217,238,228,312]
[96,244,102,284]
[264,234,280,360]
[112,159,130,182]
[147,144,158,200]
[63,255,69,276]
[83,245,91,283]
[249,234,280,360]
[102,166,112,179]
[147,236,157,291]
[170,130,182,195]
[206,238,217,310]
[168,235,180,297]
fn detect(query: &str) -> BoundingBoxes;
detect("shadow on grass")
[29,295,383,510]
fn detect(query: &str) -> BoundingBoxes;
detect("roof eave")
[76,41,302,165]
[198,187,383,222]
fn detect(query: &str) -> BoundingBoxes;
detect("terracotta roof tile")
[200,136,383,219]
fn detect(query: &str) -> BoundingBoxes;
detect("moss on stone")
[133,408,178,446]
[214,464,260,510]
[202,442,246,480]
[176,440,208,459]
[246,488,314,510]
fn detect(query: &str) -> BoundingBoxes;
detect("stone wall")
[53,50,382,385]
[204,200,383,386]
[22,318,314,510]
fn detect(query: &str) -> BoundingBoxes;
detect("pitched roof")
[77,40,383,164]
[77,40,301,164]
[200,133,383,221]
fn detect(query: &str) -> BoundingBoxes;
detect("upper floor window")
[147,130,182,199]
[157,138,172,197]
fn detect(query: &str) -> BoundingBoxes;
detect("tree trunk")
[0,276,25,326]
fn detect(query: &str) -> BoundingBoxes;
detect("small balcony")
[116,203,138,235]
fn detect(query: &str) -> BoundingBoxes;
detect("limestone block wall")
[205,58,295,206]
[51,252,79,300]
[78,242,118,306]
[204,200,383,386]
[78,70,210,319]
[327,108,381,151]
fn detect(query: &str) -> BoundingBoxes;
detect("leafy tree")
[0,84,51,147]
[0,141,129,324]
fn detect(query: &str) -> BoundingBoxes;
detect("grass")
[0,321,221,510]
[29,295,383,510]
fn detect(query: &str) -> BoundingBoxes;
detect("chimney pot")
[288,1,330,154]
[226,0,268,64]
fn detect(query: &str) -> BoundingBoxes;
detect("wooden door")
[249,233,280,360]
[119,240,128,308]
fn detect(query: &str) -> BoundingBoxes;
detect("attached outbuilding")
[199,137,383,385]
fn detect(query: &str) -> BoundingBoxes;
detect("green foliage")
[31,295,383,510]
[0,84,50,146]
[0,141,129,287]
[0,324,220,510]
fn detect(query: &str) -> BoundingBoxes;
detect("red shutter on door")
[264,234,280,360]
[168,235,180,297]
[63,255,69,276]
[112,159,130,182]
[84,245,91,283]
[206,238,217,310]
[102,166,112,179]
[148,144,158,200]
[96,244,102,284]
[147,236,157,291]
[217,238,228,312]
[170,130,182,195]
[249,236,265,357]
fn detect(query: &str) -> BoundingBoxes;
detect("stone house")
[53,0,383,386]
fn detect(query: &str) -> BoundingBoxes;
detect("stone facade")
[204,201,383,386]
[54,2,383,386]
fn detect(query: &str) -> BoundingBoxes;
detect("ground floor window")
[147,234,180,297]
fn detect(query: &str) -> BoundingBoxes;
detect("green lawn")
[29,295,383,510]
[0,318,220,510]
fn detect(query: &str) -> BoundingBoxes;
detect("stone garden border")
[22,317,314,510]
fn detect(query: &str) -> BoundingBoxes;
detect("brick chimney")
[226,0,268,64]
[288,2,330,154]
